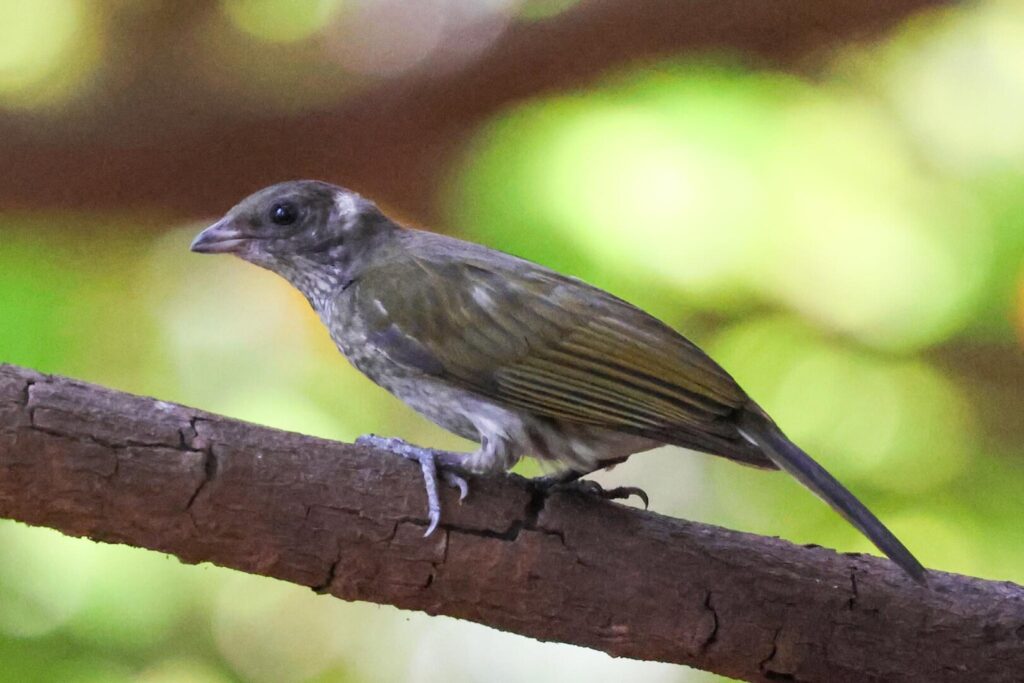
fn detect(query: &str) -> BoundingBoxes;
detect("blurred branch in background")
[0,0,953,222]
[2,363,1022,683]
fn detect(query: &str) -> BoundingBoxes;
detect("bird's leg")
[356,435,471,536]
[532,458,650,509]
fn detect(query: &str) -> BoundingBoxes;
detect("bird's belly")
[380,373,657,471]
[331,325,483,441]
[385,376,484,442]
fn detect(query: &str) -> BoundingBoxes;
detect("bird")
[190,179,927,583]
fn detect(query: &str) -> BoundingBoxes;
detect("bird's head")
[191,180,396,304]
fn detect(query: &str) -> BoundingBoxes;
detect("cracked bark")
[0,364,1021,683]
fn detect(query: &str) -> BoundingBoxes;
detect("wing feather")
[352,233,774,467]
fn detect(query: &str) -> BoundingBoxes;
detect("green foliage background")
[1,1,1022,681]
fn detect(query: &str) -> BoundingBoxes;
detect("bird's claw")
[357,434,470,536]
[442,470,469,502]
[596,484,650,509]
[534,476,650,509]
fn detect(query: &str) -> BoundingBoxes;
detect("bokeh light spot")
[325,0,446,77]
[537,103,760,293]
[0,0,94,107]
[222,0,345,43]
[0,522,101,637]
[518,0,583,20]
[66,545,200,651]
[453,65,996,348]
[710,316,972,493]
[880,0,1024,173]
[453,68,812,307]
[760,96,992,349]
[137,659,234,683]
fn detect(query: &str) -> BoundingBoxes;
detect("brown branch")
[0,363,1019,682]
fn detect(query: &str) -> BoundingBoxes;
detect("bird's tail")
[737,409,927,584]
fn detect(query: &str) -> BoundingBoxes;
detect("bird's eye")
[269,201,299,226]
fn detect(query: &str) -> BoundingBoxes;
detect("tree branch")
[0,363,1019,682]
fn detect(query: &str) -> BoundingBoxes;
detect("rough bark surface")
[0,363,1020,683]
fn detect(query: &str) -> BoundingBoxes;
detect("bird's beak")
[190,218,247,254]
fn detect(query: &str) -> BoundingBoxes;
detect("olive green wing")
[354,243,772,468]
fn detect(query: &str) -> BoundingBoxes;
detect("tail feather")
[737,410,927,584]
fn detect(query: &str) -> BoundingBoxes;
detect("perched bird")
[191,179,927,583]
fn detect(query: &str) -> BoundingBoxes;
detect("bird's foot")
[532,475,650,509]
[356,435,470,536]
